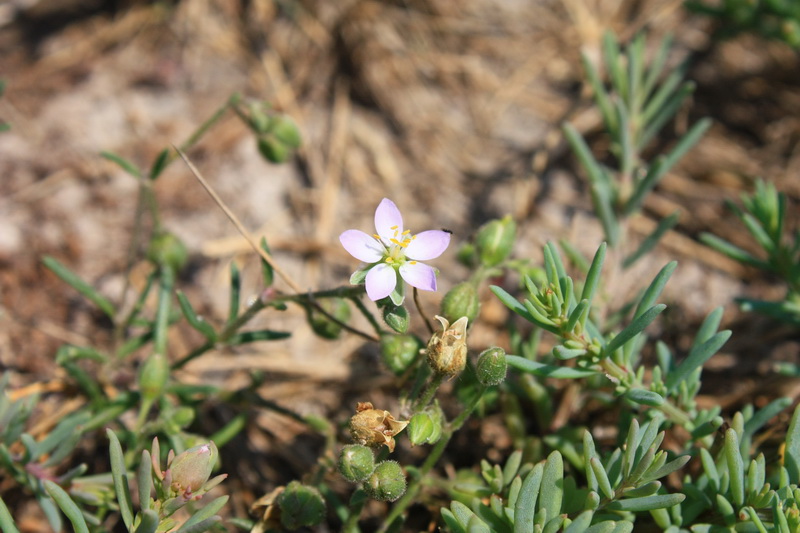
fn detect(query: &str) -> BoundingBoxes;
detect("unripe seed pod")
[338,444,376,483]
[363,460,406,502]
[475,215,516,266]
[383,303,410,334]
[407,408,443,446]
[147,231,188,272]
[269,115,301,148]
[440,282,480,324]
[258,135,291,163]
[427,316,469,376]
[476,347,507,386]
[380,333,421,375]
[277,481,326,530]
[307,298,351,340]
[139,353,169,402]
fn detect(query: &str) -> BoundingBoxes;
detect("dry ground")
[1,0,799,530]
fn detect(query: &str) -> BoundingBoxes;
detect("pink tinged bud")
[169,442,218,493]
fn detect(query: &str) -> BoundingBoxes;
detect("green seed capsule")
[307,298,351,340]
[277,481,326,530]
[475,215,516,267]
[139,353,169,402]
[269,115,301,148]
[364,461,407,502]
[147,231,188,272]
[476,347,507,386]
[257,135,291,163]
[380,334,421,375]
[440,282,480,324]
[338,445,376,483]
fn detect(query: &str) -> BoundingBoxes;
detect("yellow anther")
[390,225,399,230]
[385,257,394,264]
[373,234,381,240]
[390,238,408,248]
[402,230,411,235]
[409,261,417,265]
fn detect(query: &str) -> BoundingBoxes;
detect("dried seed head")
[426,315,469,376]
[349,402,408,453]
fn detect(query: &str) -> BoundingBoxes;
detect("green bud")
[147,231,188,272]
[383,304,410,334]
[171,406,195,429]
[475,215,516,266]
[139,353,169,401]
[363,460,406,502]
[476,347,507,386]
[169,441,218,493]
[257,135,291,163]
[338,444,376,483]
[440,282,480,324]
[248,104,271,134]
[456,242,478,267]
[307,298,351,340]
[269,115,301,148]
[277,481,326,530]
[380,333,422,375]
[407,408,443,446]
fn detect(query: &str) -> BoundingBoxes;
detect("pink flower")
[340,198,451,304]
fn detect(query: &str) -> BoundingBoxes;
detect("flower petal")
[404,230,451,261]
[365,263,398,301]
[340,230,385,263]
[374,198,403,243]
[399,261,437,292]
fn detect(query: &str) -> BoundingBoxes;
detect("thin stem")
[351,296,383,337]
[380,384,488,530]
[413,288,434,335]
[153,266,174,356]
[411,373,443,413]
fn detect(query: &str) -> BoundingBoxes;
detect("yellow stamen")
[409,261,417,265]
[373,234,381,240]
[401,230,411,235]
[390,238,408,248]
[390,225,398,230]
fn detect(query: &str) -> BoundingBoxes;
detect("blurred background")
[1,0,799,529]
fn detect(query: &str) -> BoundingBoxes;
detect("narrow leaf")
[134,509,160,533]
[228,261,241,323]
[699,233,769,269]
[784,404,800,482]
[624,388,664,407]
[623,212,680,268]
[106,429,134,529]
[664,330,731,393]
[605,304,666,355]
[43,256,116,318]
[605,493,684,512]
[514,462,543,533]
[725,428,745,507]
[0,495,21,533]
[149,148,171,180]
[581,243,606,307]
[177,291,217,340]
[226,329,291,345]
[139,450,153,512]
[539,451,563,522]
[260,237,274,287]
[176,495,228,532]
[507,355,598,379]
[490,286,539,325]
[101,151,141,178]
[744,397,792,438]
[43,480,90,533]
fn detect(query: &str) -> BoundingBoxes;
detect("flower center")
[380,225,416,266]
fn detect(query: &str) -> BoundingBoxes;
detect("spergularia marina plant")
[339,198,450,304]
